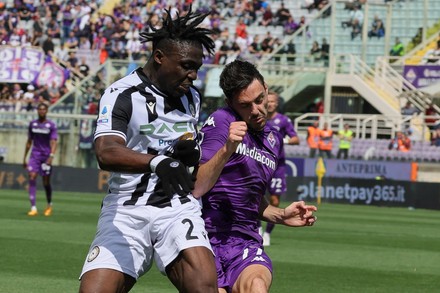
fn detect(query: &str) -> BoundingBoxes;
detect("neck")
[268,111,277,119]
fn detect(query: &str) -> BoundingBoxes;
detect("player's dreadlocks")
[139,6,215,56]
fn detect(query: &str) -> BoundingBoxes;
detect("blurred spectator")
[46,17,61,42]
[368,15,385,39]
[320,38,329,64]
[401,101,420,116]
[213,38,229,65]
[302,0,329,13]
[65,31,79,49]
[248,35,263,57]
[61,3,74,43]
[337,123,353,159]
[351,18,362,40]
[23,84,36,111]
[42,35,55,56]
[425,103,438,130]
[235,17,247,39]
[307,120,320,158]
[78,58,90,77]
[310,40,321,61]
[431,128,440,146]
[341,4,363,30]
[411,27,424,47]
[388,131,411,152]
[423,41,440,64]
[283,15,299,35]
[280,39,296,64]
[259,4,274,27]
[273,2,291,27]
[79,36,91,50]
[318,122,333,158]
[390,37,404,57]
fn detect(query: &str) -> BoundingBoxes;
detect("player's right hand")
[149,155,194,197]
[226,121,247,152]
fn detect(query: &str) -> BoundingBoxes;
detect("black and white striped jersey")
[94,67,201,207]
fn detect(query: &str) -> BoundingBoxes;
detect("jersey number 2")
[182,218,199,240]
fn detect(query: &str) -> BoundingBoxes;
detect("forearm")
[23,141,31,160]
[259,197,285,224]
[287,136,299,145]
[49,140,57,156]
[192,145,235,198]
[95,137,155,173]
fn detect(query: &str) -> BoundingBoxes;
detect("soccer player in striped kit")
[79,7,218,293]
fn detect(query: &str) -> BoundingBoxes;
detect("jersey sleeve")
[94,88,132,142]
[284,116,297,138]
[50,121,58,141]
[199,109,233,164]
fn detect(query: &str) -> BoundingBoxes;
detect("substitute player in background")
[23,102,58,217]
[79,7,218,293]
[262,91,300,246]
[193,59,317,293]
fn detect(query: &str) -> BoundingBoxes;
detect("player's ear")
[153,49,165,65]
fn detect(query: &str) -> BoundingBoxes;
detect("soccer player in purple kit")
[193,59,317,293]
[262,90,300,246]
[23,103,58,216]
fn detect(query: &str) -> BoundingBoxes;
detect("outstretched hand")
[282,201,317,227]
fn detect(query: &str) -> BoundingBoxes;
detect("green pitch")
[1,189,439,293]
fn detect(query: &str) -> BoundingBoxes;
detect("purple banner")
[0,46,45,83]
[303,158,412,181]
[403,65,440,88]
[285,158,304,177]
[36,61,66,88]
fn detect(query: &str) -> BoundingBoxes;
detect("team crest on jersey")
[97,105,110,124]
[267,131,276,148]
[87,246,100,262]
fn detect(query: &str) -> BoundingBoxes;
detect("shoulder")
[201,107,236,130]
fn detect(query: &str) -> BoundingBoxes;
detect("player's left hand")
[282,201,317,227]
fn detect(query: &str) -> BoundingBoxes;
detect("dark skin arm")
[95,135,155,173]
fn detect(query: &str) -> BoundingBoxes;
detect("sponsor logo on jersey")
[31,127,51,134]
[139,122,195,135]
[97,105,111,124]
[146,101,156,113]
[203,116,216,127]
[235,143,276,170]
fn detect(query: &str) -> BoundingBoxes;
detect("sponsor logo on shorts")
[252,256,267,262]
[87,246,100,262]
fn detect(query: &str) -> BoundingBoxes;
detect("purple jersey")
[200,107,283,241]
[28,118,58,156]
[266,113,297,195]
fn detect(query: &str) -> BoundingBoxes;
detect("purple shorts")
[268,164,287,196]
[27,153,52,176]
[209,231,273,292]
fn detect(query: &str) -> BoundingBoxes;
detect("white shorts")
[80,194,212,279]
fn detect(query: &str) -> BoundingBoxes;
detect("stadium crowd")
[0,0,332,113]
